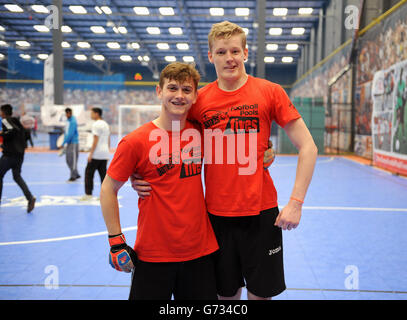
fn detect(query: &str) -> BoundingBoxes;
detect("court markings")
[1,205,406,247]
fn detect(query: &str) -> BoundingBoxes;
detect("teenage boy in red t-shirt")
[100,62,218,300]
[132,21,318,300]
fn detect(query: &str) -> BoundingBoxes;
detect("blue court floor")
[0,136,406,300]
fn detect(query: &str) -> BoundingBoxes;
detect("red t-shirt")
[189,75,301,217]
[107,121,218,262]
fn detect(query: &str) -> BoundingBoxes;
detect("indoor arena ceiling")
[0,0,330,75]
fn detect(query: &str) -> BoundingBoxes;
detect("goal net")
[117,104,161,141]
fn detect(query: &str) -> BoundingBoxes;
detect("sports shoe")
[27,197,36,213]
[79,195,93,201]
[67,177,76,183]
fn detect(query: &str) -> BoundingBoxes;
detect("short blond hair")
[208,21,246,52]
[159,62,201,91]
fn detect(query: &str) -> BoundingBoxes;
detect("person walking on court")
[0,104,36,213]
[131,21,318,301]
[61,108,80,182]
[80,107,110,201]
[100,62,218,300]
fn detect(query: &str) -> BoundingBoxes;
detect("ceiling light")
[264,57,275,63]
[159,7,175,16]
[19,54,31,60]
[95,6,102,14]
[235,8,249,16]
[0,41,8,47]
[129,42,140,49]
[16,40,30,47]
[286,43,299,51]
[69,5,87,14]
[107,42,120,49]
[242,28,249,35]
[273,8,288,16]
[282,57,294,63]
[120,55,132,62]
[37,54,49,60]
[146,27,160,35]
[183,56,194,62]
[0,53,5,60]
[157,43,170,50]
[143,56,150,62]
[4,4,23,12]
[269,28,283,35]
[133,7,149,15]
[291,27,305,35]
[90,26,106,34]
[176,43,189,50]
[165,56,176,62]
[101,6,112,14]
[117,26,127,34]
[77,41,91,49]
[61,26,72,33]
[210,8,224,16]
[169,27,183,35]
[138,56,143,62]
[34,25,50,32]
[92,55,105,61]
[61,41,70,48]
[299,8,313,15]
[266,44,278,51]
[0,26,5,32]
[31,5,49,13]
[74,54,87,61]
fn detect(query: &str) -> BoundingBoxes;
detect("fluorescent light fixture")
[19,54,31,60]
[120,55,132,62]
[61,26,72,33]
[129,42,140,49]
[273,8,288,16]
[37,54,49,60]
[291,27,305,35]
[210,8,224,16]
[242,28,249,35]
[117,26,127,34]
[143,56,150,62]
[0,26,5,32]
[176,43,189,50]
[137,56,143,62]
[90,26,106,34]
[157,43,170,50]
[264,57,275,63]
[95,6,102,14]
[77,41,91,49]
[74,54,87,61]
[101,6,112,14]
[146,27,160,35]
[282,56,293,63]
[165,56,176,62]
[235,8,249,16]
[16,40,30,47]
[169,27,183,35]
[4,4,23,12]
[61,41,70,48]
[159,7,175,16]
[299,8,313,15]
[286,43,299,51]
[69,5,87,14]
[31,5,49,13]
[133,7,149,15]
[107,42,120,49]
[269,28,283,35]
[0,53,5,60]
[183,56,194,62]
[266,44,278,51]
[92,55,105,61]
[34,25,50,32]
[0,41,8,47]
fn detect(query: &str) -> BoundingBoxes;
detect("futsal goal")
[117,104,161,141]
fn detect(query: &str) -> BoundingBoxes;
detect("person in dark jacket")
[0,104,36,213]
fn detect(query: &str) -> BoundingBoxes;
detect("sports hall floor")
[0,133,406,300]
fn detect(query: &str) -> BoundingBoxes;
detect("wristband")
[290,197,304,204]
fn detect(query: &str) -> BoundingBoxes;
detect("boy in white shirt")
[81,107,110,201]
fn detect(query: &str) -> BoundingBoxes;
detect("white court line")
[297,206,407,212]
[0,226,137,246]
[272,157,334,167]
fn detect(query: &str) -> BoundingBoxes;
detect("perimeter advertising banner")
[371,59,407,175]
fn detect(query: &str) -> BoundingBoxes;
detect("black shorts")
[129,253,218,300]
[208,207,286,298]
